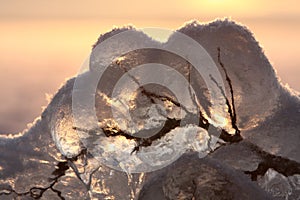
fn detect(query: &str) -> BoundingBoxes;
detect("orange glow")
[188,0,258,16]
[0,0,299,133]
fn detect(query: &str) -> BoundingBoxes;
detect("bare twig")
[217,47,240,134]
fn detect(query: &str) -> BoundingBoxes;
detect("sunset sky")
[0,0,299,133]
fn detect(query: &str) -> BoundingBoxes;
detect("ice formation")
[1,19,300,199]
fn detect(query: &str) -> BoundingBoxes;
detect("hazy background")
[0,0,299,133]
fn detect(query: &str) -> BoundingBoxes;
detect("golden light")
[187,0,262,17]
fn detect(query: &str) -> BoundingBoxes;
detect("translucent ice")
[1,19,300,199]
